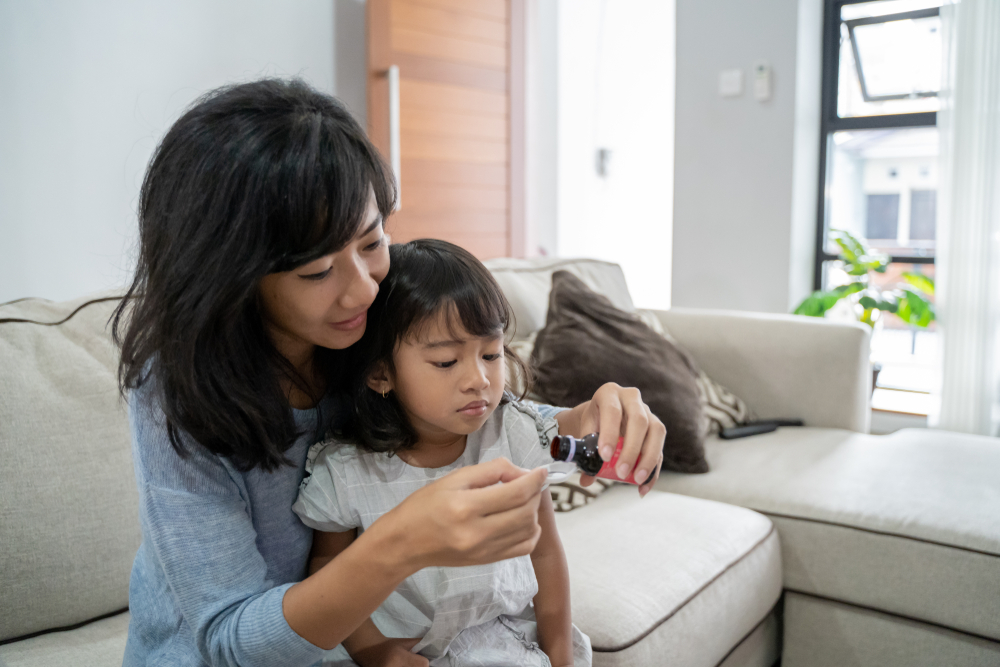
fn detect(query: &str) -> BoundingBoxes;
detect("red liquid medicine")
[550,434,654,486]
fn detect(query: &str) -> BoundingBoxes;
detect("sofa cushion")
[485,257,635,341]
[0,295,138,642]
[657,427,1000,642]
[532,271,708,474]
[0,611,130,667]
[782,592,1000,667]
[555,486,782,666]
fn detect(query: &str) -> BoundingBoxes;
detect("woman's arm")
[306,531,428,667]
[554,383,666,497]
[530,493,574,667]
[284,457,549,649]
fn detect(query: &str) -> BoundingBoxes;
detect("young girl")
[293,239,592,667]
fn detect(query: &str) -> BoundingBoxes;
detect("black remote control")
[719,419,804,440]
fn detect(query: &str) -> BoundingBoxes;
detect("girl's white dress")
[293,400,593,667]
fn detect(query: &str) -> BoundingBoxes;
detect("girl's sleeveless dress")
[293,400,592,667]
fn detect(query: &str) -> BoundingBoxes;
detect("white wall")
[551,0,675,310]
[525,0,560,259]
[671,0,822,313]
[0,0,352,304]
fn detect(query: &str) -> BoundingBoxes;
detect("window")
[817,0,943,404]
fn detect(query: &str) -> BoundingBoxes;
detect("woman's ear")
[365,363,393,396]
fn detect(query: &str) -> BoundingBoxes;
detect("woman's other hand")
[352,637,429,667]
[556,383,666,497]
[381,458,548,572]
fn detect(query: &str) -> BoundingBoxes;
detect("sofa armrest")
[652,308,871,433]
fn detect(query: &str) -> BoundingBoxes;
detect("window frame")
[813,0,940,291]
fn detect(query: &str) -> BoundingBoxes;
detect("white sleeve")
[502,400,558,470]
[292,442,358,533]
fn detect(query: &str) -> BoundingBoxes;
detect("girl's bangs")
[403,264,512,346]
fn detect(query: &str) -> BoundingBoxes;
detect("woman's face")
[259,194,389,366]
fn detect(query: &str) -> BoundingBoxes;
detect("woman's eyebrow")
[357,216,383,238]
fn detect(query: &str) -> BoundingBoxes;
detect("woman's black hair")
[112,78,396,472]
[344,239,530,455]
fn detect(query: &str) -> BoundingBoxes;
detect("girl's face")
[380,310,506,446]
[259,194,389,366]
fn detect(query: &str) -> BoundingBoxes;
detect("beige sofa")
[1,257,997,667]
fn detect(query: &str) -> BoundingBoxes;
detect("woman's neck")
[270,331,323,410]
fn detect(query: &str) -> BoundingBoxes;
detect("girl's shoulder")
[303,434,405,481]
[303,436,368,477]
[499,396,560,457]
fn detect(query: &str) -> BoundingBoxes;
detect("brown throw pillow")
[531,271,709,474]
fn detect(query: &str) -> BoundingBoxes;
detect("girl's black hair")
[344,239,530,455]
[112,78,396,472]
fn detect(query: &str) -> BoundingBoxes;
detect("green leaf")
[794,289,849,317]
[830,229,890,275]
[902,272,935,296]
[858,294,898,313]
[896,287,936,328]
[831,230,865,263]
[834,282,865,297]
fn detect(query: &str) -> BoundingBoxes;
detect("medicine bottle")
[550,433,655,486]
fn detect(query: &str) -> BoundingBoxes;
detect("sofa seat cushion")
[555,486,782,666]
[0,611,130,667]
[657,427,1000,641]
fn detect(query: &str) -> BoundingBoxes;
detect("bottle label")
[595,437,650,485]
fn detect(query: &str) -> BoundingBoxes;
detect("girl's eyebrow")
[422,333,502,349]
[422,339,463,349]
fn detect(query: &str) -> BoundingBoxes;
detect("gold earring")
[382,388,388,398]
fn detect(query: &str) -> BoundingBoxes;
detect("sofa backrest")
[0,294,138,642]
[484,257,634,340]
[0,256,634,642]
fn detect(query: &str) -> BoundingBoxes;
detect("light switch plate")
[719,69,743,97]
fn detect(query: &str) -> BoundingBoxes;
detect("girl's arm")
[529,493,575,667]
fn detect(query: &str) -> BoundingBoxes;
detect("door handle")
[387,64,401,210]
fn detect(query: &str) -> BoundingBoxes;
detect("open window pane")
[850,15,941,100]
[841,0,941,20]
[825,127,939,257]
[838,1,943,117]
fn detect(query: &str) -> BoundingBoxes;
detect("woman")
[114,78,665,667]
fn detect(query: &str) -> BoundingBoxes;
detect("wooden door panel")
[397,211,508,235]
[391,29,507,69]
[391,1,506,45]
[403,135,506,163]
[401,0,507,22]
[400,160,507,189]
[399,79,506,115]
[401,184,506,212]
[401,109,508,141]
[369,0,522,259]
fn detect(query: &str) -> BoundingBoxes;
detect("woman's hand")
[352,637,428,667]
[556,383,666,497]
[380,458,548,572]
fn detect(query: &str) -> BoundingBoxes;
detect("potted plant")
[794,230,936,390]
